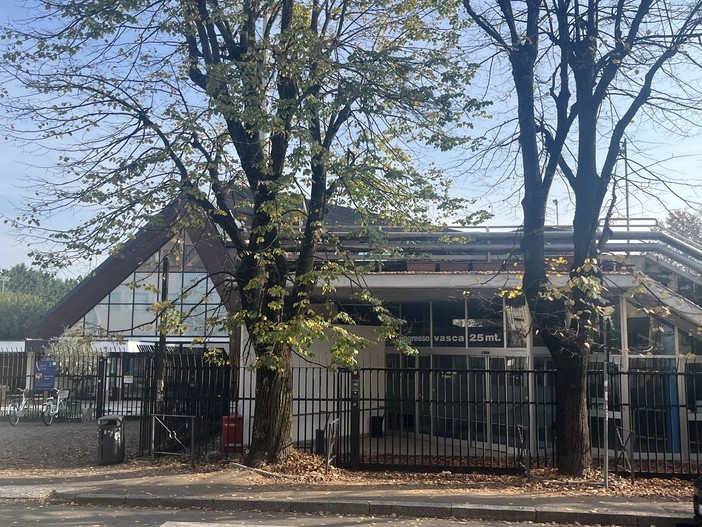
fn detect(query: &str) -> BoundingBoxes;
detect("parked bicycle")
[42,388,70,426]
[7,387,31,426]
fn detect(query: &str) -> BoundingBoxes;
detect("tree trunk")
[553,341,591,475]
[245,350,293,466]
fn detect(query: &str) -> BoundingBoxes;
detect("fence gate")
[137,345,231,458]
[96,353,147,419]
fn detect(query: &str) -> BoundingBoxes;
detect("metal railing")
[199,363,702,475]
[3,344,702,476]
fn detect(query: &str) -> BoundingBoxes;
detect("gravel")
[0,418,141,469]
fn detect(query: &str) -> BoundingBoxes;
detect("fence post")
[96,357,106,420]
[350,369,360,470]
[25,351,36,391]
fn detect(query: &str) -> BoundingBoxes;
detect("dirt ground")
[0,417,141,469]
[0,419,694,502]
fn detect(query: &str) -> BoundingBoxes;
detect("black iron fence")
[0,351,33,416]
[3,344,702,476]
[345,367,539,472]
[136,345,231,457]
[343,366,702,476]
[195,363,702,476]
[0,348,98,421]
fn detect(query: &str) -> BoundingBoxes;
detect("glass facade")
[379,295,702,459]
[75,233,228,338]
[396,297,528,349]
[627,306,676,354]
[344,297,531,350]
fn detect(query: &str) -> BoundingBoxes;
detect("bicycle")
[42,388,70,426]
[7,387,31,426]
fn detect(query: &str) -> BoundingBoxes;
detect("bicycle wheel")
[57,401,67,420]
[42,403,54,426]
[7,403,19,426]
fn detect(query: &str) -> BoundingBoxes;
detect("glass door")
[466,354,528,452]
[432,355,468,439]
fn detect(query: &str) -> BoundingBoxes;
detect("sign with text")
[34,360,57,391]
[432,333,465,347]
[467,327,504,347]
[397,328,504,348]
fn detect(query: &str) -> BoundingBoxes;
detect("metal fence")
[3,344,702,476]
[209,363,702,476]
[136,345,231,458]
[342,366,702,476]
[0,351,32,416]
[343,367,542,472]
[0,349,98,421]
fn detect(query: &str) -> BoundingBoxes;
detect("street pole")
[603,318,611,488]
[623,140,630,237]
[154,256,169,413]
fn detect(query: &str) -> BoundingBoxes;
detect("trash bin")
[694,475,702,524]
[97,414,125,464]
[370,415,384,438]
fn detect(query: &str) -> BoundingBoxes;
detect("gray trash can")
[97,415,125,464]
[694,475,702,524]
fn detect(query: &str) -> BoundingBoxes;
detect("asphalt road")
[0,501,615,527]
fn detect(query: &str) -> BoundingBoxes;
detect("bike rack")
[325,415,340,474]
[150,414,196,467]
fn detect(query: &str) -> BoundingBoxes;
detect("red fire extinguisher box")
[221,415,244,453]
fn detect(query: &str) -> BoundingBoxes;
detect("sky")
[0,145,39,271]
[0,1,40,271]
[0,1,700,276]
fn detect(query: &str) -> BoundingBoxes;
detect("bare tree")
[665,209,702,243]
[462,1,702,475]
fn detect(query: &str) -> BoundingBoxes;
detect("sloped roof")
[27,194,380,340]
[28,202,237,339]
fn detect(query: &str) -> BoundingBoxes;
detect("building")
[21,205,702,473]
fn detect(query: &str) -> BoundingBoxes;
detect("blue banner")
[34,360,57,391]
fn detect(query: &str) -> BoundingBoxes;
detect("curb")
[47,491,693,527]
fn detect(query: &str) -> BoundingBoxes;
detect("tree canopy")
[0,264,76,339]
[665,209,702,244]
[0,0,486,464]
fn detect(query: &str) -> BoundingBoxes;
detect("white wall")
[237,324,388,446]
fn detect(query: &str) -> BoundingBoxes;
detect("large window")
[76,233,227,339]
[466,297,504,348]
[627,305,675,355]
[432,301,466,347]
[679,332,702,356]
[401,302,431,347]
[381,297,533,349]
[505,299,528,348]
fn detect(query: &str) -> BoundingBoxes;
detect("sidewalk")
[0,423,694,526]
[0,462,694,527]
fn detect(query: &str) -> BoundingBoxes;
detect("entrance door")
[411,354,528,451]
[466,355,528,452]
[432,355,468,439]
